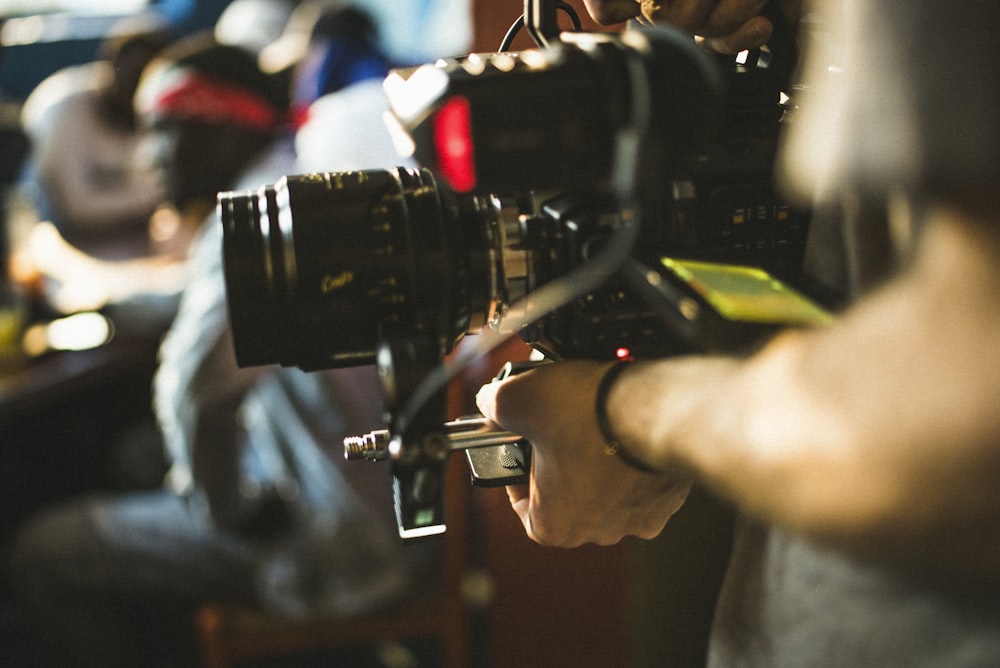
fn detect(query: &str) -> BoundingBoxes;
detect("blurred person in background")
[4,0,294,304]
[150,0,234,36]
[260,0,400,171]
[8,1,472,664]
[17,17,174,250]
[8,1,297,323]
[8,33,298,667]
[214,0,297,59]
[213,0,296,115]
[8,17,183,325]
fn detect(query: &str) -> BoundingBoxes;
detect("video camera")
[218,1,822,538]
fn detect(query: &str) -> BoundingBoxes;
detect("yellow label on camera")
[660,258,833,326]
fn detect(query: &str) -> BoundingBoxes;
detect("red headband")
[137,66,282,132]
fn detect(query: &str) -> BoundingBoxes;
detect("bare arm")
[479,200,1000,582]
[613,201,1000,576]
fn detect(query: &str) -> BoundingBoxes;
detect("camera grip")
[466,442,531,487]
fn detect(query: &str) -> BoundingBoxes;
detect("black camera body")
[219,14,813,537]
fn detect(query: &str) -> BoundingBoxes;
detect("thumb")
[475,379,501,422]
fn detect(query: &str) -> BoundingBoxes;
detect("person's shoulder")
[233,133,298,189]
[293,80,405,172]
[309,79,389,117]
[21,62,111,137]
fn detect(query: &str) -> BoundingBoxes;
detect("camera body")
[219,19,812,537]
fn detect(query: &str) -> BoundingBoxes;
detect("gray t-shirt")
[709,519,1000,667]
[779,0,1000,206]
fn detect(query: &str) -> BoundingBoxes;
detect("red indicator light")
[615,347,632,360]
[432,96,476,192]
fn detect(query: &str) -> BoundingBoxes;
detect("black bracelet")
[594,361,659,474]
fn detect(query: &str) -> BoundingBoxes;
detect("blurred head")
[582,0,641,25]
[289,5,388,121]
[134,34,286,210]
[214,0,295,56]
[260,0,472,72]
[356,0,471,65]
[99,16,175,123]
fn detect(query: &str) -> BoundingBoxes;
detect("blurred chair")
[195,459,473,668]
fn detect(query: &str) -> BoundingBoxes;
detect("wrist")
[595,361,660,473]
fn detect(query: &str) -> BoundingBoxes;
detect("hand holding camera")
[218,0,821,537]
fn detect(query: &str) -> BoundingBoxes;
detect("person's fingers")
[475,378,501,422]
[700,0,769,37]
[583,0,642,24]
[506,483,529,507]
[641,0,716,34]
[579,0,784,53]
[475,372,534,427]
[476,362,606,433]
[641,0,770,42]
[703,13,772,52]
[506,484,546,545]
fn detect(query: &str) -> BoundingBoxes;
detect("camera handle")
[365,335,454,539]
[346,336,539,537]
[345,415,531,487]
[345,360,544,501]
[501,0,583,51]
[524,0,561,47]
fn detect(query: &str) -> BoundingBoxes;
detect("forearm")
[608,207,1000,575]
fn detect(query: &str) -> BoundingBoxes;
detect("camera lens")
[219,167,498,370]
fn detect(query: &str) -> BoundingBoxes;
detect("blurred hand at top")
[582,0,803,53]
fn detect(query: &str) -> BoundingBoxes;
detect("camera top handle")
[501,0,583,51]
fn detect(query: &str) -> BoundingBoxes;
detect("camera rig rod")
[344,417,523,462]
